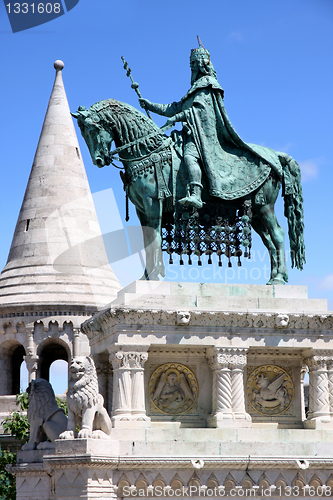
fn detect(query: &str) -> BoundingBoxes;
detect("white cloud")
[318,274,333,291]
[228,31,243,43]
[299,159,319,182]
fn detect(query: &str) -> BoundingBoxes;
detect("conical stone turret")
[0,60,121,309]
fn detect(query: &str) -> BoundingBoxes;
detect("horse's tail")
[281,155,306,270]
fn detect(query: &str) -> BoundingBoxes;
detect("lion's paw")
[37,441,55,450]
[78,428,92,439]
[92,430,111,440]
[59,430,74,440]
[21,442,36,451]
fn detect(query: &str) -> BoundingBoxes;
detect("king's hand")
[161,118,176,131]
[139,98,151,110]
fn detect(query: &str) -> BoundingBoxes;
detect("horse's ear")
[71,106,89,120]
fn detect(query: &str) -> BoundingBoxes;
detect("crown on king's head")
[190,36,211,63]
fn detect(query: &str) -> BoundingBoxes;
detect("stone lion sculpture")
[21,378,68,451]
[59,356,112,439]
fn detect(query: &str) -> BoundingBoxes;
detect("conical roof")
[0,60,121,309]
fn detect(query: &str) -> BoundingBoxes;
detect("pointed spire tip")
[54,60,64,71]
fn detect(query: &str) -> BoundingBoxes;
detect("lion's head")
[26,378,59,421]
[67,356,99,412]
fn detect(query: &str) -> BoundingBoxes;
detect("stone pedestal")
[10,282,333,499]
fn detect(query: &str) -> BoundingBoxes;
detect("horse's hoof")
[266,278,286,285]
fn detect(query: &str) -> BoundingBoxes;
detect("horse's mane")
[89,99,167,158]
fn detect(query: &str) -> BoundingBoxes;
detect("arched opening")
[12,345,25,395]
[38,340,69,383]
[20,362,29,393]
[0,341,26,396]
[49,359,68,394]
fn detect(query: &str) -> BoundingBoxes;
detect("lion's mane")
[27,379,60,421]
[67,356,100,416]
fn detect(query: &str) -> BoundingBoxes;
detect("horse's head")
[71,106,113,167]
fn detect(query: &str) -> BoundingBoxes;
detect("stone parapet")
[9,436,333,499]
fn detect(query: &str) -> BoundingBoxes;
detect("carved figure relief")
[149,363,198,415]
[176,311,191,325]
[246,365,294,416]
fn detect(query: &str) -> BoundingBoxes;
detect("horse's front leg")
[137,200,165,281]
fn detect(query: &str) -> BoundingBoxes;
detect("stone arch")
[37,337,70,382]
[0,340,26,395]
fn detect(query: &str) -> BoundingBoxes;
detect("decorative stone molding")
[206,347,251,427]
[81,307,333,343]
[109,346,150,426]
[10,456,333,500]
[13,454,333,471]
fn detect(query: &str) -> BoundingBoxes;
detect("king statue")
[139,43,283,210]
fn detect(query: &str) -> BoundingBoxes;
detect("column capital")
[24,355,39,382]
[206,347,248,371]
[304,353,333,370]
[109,346,149,370]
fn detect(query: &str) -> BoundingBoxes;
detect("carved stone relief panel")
[246,365,294,417]
[149,363,198,415]
[245,349,303,425]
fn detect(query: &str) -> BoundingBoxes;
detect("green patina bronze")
[72,43,305,284]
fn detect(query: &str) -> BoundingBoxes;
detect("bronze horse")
[72,99,305,284]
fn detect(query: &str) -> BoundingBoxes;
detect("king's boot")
[179,182,203,209]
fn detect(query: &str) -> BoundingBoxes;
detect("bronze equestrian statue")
[72,44,305,284]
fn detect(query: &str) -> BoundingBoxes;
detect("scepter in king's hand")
[121,56,152,120]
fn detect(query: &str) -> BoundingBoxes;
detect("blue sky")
[1,0,333,318]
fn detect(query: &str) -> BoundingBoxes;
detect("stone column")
[109,347,150,427]
[73,328,81,358]
[24,355,39,383]
[107,368,113,416]
[207,347,251,428]
[304,352,333,429]
[328,359,333,418]
[23,328,39,383]
[94,358,109,412]
[300,365,308,421]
